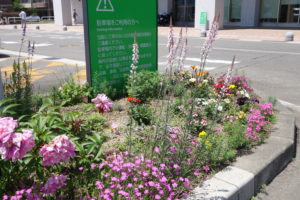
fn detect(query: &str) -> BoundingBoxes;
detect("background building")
[52,0,300,28]
[0,0,13,12]
[20,0,53,16]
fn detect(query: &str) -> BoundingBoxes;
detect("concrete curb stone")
[187,103,296,200]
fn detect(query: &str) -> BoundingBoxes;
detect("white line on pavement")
[214,47,300,55]
[278,99,300,110]
[186,57,240,64]
[0,49,86,66]
[34,43,53,47]
[239,39,262,42]
[1,41,18,44]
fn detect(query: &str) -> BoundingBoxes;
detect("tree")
[12,0,24,12]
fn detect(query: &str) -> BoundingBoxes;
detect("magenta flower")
[41,174,67,194]
[91,94,113,113]
[203,165,210,173]
[0,130,34,162]
[0,117,18,134]
[40,135,76,166]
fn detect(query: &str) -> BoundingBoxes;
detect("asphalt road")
[1,28,300,199]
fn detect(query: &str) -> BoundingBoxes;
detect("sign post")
[82,0,157,96]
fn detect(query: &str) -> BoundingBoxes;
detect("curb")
[187,103,297,200]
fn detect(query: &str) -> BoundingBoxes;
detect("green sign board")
[200,12,207,25]
[83,0,157,95]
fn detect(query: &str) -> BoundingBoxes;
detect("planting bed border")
[187,102,297,200]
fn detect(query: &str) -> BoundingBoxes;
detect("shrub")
[126,70,163,102]
[3,61,33,117]
[130,104,153,125]
[58,80,91,106]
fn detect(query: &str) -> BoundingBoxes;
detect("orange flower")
[127,97,136,102]
[196,71,208,76]
[191,65,197,70]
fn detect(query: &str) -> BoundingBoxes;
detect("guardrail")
[41,16,54,21]
[7,17,21,24]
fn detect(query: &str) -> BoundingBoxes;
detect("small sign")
[83,0,158,96]
[200,12,207,30]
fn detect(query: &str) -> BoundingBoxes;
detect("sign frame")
[82,0,158,92]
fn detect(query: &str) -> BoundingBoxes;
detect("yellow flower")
[191,65,197,70]
[238,111,246,119]
[199,131,207,137]
[228,85,236,89]
[195,71,208,76]
[205,140,212,149]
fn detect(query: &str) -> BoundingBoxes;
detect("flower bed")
[0,18,276,200]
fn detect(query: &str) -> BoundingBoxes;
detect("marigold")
[191,65,197,70]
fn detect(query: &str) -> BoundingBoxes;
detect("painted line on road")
[239,39,262,42]
[1,41,18,44]
[278,99,300,111]
[35,43,53,47]
[186,57,240,64]
[214,47,300,56]
[0,49,86,66]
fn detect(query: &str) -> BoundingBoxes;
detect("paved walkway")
[1,23,300,42]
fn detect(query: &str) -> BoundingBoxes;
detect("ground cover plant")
[0,18,276,199]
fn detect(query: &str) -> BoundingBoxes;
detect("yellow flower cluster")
[238,111,246,119]
[228,85,236,89]
[199,131,207,137]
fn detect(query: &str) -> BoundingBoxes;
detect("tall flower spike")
[167,17,175,74]
[220,56,235,97]
[199,14,220,72]
[130,33,139,88]
[179,27,188,69]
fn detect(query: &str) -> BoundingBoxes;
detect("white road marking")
[1,41,18,44]
[278,99,300,111]
[34,43,53,47]
[239,39,262,42]
[186,57,240,64]
[0,49,86,66]
[214,47,300,56]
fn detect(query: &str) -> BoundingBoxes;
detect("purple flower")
[237,97,249,105]
[203,165,210,173]
[0,117,18,134]
[41,174,67,194]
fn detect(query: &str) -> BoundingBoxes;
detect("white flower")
[217,105,223,111]
[202,101,209,106]
[202,79,208,84]
[189,78,196,83]
[224,99,230,104]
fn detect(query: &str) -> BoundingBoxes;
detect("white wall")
[71,0,83,24]
[195,0,224,30]
[53,0,72,26]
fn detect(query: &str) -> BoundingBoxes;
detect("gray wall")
[241,0,260,27]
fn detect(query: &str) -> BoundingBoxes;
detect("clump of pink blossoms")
[40,135,76,166]
[0,117,34,162]
[41,174,67,194]
[92,94,113,113]
[0,117,18,134]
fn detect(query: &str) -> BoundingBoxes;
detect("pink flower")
[92,94,113,113]
[0,129,34,162]
[41,174,67,194]
[0,117,18,134]
[203,165,210,173]
[40,135,76,166]
[111,123,120,135]
[154,146,160,153]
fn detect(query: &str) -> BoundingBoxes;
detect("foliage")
[4,61,33,117]
[12,0,24,11]
[92,72,118,100]
[58,80,91,106]
[126,70,163,102]
[129,104,153,125]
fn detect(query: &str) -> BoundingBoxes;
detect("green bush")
[130,104,153,125]
[58,80,91,106]
[92,72,118,100]
[82,112,107,133]
[126,71,163,102]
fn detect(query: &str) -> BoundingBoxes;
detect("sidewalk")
[2,23,300,42]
